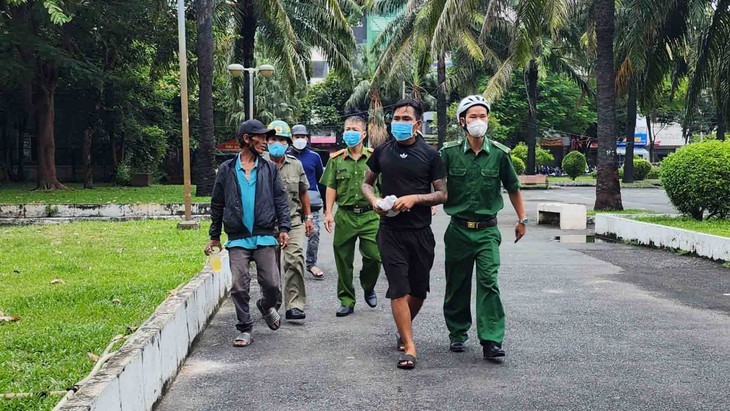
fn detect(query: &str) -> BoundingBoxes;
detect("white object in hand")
[377,195,400,217]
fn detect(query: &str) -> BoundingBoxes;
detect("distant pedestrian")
[205,119,291,347]
[265,121,314,322]
[289,124,326,279]
[440,95,527,360]
[320,116,382,317]
[362,99,447,369]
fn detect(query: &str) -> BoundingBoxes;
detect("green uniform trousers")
[333,209,381,308]
[443,222,504,344]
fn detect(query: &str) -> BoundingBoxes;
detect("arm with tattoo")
[361,168,381,208]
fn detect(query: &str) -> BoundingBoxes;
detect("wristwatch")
[305,214,314,221]
[518,217,528,225]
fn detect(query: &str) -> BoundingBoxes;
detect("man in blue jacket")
[205,119,291,347]
[290,124,326,279]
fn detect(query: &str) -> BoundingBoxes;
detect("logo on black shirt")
[399,153,408,159]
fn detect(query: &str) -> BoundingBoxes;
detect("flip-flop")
[256,299,281,330]
[308,266,324,279]
[233,332,252,347]
[397,354,416,370]
[396,335,405,352]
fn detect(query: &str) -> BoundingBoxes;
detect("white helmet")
[456,95,491,122]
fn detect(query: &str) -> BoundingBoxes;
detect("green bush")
[633,158,652,181]
[562,151,587,180]
[511,142,555,167]
[511,156,526,175]
[647,166,659,180]
[659,140,730,220]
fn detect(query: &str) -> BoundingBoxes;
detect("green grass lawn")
[0,183,210,205]
[633,216,730,238]
[587,208,662,217]
[0,220,211,410]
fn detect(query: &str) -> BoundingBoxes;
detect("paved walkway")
[156,189,729,410]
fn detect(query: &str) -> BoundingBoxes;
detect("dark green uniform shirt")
[320,147,378,206]
[440,138,521,220]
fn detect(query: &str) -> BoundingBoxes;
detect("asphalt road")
[156,187,729,411]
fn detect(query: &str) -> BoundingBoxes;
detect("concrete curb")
[57,253,232,411]
[595,215,730,261]
[0,203,210,218]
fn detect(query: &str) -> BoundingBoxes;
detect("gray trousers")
[228,246,281,332]
[305,210,321,270]
[276,223,307,310]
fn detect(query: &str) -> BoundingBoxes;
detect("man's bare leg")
[392,296,416,364]
[407,295,424,320]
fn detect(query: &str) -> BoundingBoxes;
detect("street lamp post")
[227,64,275,120]
[176,0,198,230]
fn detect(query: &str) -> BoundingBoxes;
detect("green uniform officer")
[440,95,527,360]
[320,116,381,317]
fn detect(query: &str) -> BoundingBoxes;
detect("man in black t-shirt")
[362,99,447,370]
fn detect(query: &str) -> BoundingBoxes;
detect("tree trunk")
[81,125,94,189]
[594,0,622,210]
[194,0,216,196]
[16,118,26,182]
[1,111,9,183]
[623,78,637,183]
[437,52,447,149]
[236,0,257,119]
[526,60,538,175]
[717,104,726,141]
[33,61,65,190]
[646,115,654,162]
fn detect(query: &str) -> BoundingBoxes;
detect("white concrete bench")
[537,203,587,230]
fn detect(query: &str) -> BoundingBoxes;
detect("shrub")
[511,142,555,167]
[647,166,659,180]
[659,140,730,220]
[511,156,526,175]
[562,151,587,180]
[633,158,652,181]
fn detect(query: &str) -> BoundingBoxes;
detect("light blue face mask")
[391,122,414,141]
[343,131,363,147]
[267,142,288,157]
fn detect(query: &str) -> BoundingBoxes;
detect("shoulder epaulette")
[330,149,346,159]
[442,140,463,150]
[286,154,298,160]
[490,140,511,153]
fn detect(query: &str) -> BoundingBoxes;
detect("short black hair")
[344,115,367,130]
[393,98,423,120]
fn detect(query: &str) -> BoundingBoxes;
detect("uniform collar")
[344,146,370,160]
[463,137,490,155]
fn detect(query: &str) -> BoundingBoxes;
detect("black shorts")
[377,226,436,300]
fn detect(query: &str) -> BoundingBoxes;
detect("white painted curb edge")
[57,253,232,411]
[595,215,730,261]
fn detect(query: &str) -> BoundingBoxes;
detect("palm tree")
[482,0,591,175]
[686,0,730,141]
[231,0,358,117]
[365,0,492,147]
[594,0,622,210]
[195,0,216,197]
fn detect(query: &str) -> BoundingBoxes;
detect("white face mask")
[466,120,488,138]
[292,138,307,151]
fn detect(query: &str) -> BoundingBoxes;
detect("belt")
[451,216,497,229]
[340,205,373,214]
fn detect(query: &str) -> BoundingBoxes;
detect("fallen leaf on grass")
[13,269,20,274]
[87,352,100,362]
[50,279,65,285]
[112,298,122,305]
[0,315,20,323]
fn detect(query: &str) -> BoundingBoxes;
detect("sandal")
[308,266,324,279]
[256,299,281,331]
[397,353,416,370]
[233,332,252,347]
[396,335,405,352]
